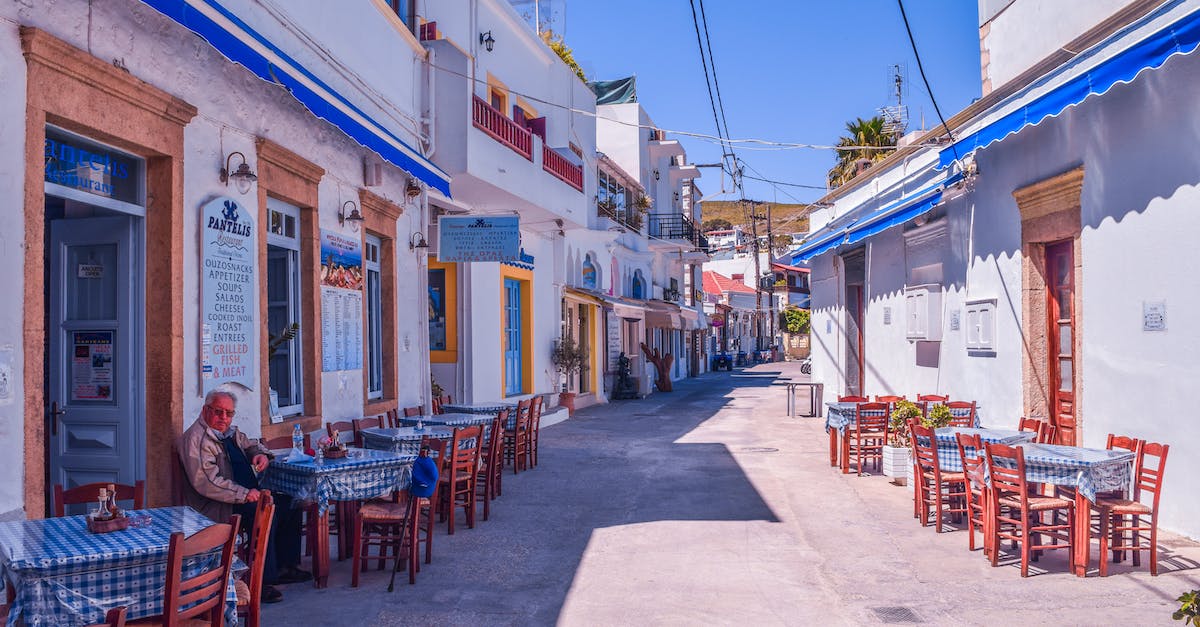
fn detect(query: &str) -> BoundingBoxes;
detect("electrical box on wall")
[965,298,997,351]
[905,284,943,341]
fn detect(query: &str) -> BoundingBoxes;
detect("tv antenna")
[879,64,909,140]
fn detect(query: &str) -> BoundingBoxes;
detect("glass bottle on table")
[96,489,111,520]
[106,483,121,517]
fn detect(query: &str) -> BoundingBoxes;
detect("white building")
[796,0,1200,539]
[0,0,443,515]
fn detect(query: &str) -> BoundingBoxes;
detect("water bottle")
[292,423,303,451]
[315,445,324,466]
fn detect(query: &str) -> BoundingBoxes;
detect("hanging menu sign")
[606,312,622,372]
[320,230,364,372]
[201,196,257,393]
[438,216,520,263]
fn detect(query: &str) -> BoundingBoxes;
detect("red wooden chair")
[351,489,421,587]
[431,397,442,415]
[403,406,423,418]
[144,515,240,625]
[847,402,888,475]
[352,415,385,448]
[1097,440,1168,576]
[503,399,533,473]
[1017,416,1042,433]
[261,433,310,451]
[911,422,968,531]
[87,607,127,627]
[53,481,145,518]
[917,394,949,403]
[385,407,400,428]
[874,395,906,404]
[955,432,988,552]
[235,491,274,627]
[438,425,483,534]
[527,396,544,468]
[945,401,977,428]
[326,420,355,446]
[837,395,868,403]
[1035,421,1057,444]
[983,443,1075,576]
[475,411,507,520]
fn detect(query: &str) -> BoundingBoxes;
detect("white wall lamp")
[653,168,660,181]
[479,31,495,52]
[405,178,422,202]
[338,200,365,232]
[219,151,257,195]
[409,231,429,251]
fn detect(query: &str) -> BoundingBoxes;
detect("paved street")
[267,362,1200,625]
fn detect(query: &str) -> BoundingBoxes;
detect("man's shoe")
[261,585,283,604]
[275,567,313,584]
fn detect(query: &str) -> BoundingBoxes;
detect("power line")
[696,0,738,178]
[896,0,958,161]
[739,172,828,191]
[687,0,731,173]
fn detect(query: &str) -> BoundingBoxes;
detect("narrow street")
[266,362,1200,625]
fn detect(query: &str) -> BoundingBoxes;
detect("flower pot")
[882,445,911,486]
[558,391,577,416]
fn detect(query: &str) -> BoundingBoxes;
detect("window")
[364,234,383,400]
[388,0,415,30]
[429,268,448,351]
[267,198,303,416]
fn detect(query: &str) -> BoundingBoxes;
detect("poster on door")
[72,331,114,401]
[200,196,257,393]
[320,230,364,372]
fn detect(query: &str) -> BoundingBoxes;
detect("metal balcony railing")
[597,203,643,232]
[543,145,583,192]
[649,213,706,248]
[472,95,532,160]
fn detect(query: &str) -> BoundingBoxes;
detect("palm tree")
[827,116,897,189]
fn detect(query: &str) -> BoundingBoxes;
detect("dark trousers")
[235,492,303,585]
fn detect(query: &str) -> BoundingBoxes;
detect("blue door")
[504,278,523,396]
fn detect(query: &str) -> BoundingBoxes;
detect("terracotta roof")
[771,262,810,273]
[703,270,755,295]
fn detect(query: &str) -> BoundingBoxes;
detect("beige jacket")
[178,416,271,523]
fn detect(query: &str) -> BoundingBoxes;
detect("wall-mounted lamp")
[405,178,422,200]
[673,191,680,204]
[219,151,257,195]
[653,168,660,182]
[479,30,495,52]
[338,200,365,231]
[409,231,429,251]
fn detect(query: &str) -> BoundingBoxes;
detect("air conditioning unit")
[905,284,943,341]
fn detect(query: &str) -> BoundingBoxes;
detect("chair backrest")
[172,442,188,506]
[423,436,450,475]
[243,491,275,627]
[945,401,976,427]
[326,420,355,446]
[1017,416,1042,433]
[260,433,310,451]
[86,607,127,627]
[955,432,986,491]
[403,406,422,418]
[1133,441,1169,509]
[1105,433,1139,454]
[1036,421,1057,444]
[53,480,145,518]
[352,416,384,447]
[529,396,543,429]
[450,425,484,474]
[854,402,889,434]
[515,398,533,429]
[874,395,905,403]
[163,515,241,623]
[909,422,940,473]
[431,397,443,415]
[838,395,868,403]
[439,394,453,406]
[984,443,1029,504]
[917,394,949,402]
[385,407,400,428]
[485,411,507,469]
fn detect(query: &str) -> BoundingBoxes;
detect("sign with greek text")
[438,216,520,263]
[201,196,257,392]
[320,230,364,372]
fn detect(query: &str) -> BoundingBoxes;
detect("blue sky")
[553,1,982,207]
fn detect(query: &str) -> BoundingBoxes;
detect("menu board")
[320,230,364,372]
[200,196,256,393]
[606,312,622,372]
[437,216,520,263]
[72,331,114,401]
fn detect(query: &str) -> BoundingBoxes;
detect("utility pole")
[765,201,775,355]
[748,199,764,352]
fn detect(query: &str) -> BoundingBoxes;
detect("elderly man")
[180,389,310,603]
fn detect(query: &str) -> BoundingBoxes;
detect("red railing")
[472,95,532,160]
[542,145,583,192]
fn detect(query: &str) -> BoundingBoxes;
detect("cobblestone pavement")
[264,362,1200,625]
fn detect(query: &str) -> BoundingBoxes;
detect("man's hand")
[251,454,270,473]
[245,488,261,503]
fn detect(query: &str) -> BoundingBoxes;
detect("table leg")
[840,431,851,474]
[828,428,838,467]
[314,507,330,588]
[1073,491,1091,577]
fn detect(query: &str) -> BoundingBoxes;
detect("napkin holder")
[86,512,130,534]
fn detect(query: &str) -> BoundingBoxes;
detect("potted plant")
[923,404,953,429]
[884,400,922,485]
[550,336,588,415]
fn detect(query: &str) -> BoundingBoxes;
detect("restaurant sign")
[201,196,257,393]
[44,127,142,205]
[438,216,520,263]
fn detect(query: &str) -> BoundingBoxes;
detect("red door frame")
[1045,240,1076,445]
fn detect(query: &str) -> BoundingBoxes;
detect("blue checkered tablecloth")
[398,413,496,429]
[262,449,414,515]
[987,442,1136,502]
[0,507,241,626]
[360,426,454,455]
[441,402,517,415]
[929,427,1035,472]
[824,402,886,435]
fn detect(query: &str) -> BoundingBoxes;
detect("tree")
[703,218,733,232]
[540,30,586,82]
[640,342,674,392]
[779,306,810,334]
[772,234,794,253]
[827,116,897,189]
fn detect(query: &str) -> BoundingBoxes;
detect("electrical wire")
[687,0,736,179]
[896,0,959,161]
[696,0,739,178]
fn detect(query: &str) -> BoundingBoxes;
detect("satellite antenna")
[878,64,909,140]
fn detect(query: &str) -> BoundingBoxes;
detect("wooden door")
[503,278,523,396]
[1046,240,1076,445]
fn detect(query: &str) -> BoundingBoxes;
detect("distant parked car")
[711,353,733,371]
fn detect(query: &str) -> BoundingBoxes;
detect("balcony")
[543,145,583,192]
[598,202,644,232]
[472,95,531,160]
[649,213,705,247]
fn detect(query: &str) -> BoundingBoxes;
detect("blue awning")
[141,0,452,196]
[940,4,1200,170]
[790,172,963,264]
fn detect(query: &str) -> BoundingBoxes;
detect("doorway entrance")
[842,251,866,396]
[44,179,145,510]
[1046,240,1076,445]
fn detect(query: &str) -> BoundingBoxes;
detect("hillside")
[700,201,811,236]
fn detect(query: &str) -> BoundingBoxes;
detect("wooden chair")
[53,480,145,518]
[260,433,310,451]
[1017,416,1042,433]
[352,415,385,448]
[911,422,968,532]
[945,401,977,428]
[1035,421,1057,444]
[418,437,448,566]
[438,425,483,534]
[431,397,443,415]
[847,402,888,476]
[139,516,241,625]
[351,489,422,587]
[503,399,533,473]
[320,421,356,560]
[837,395,868,403]
[984,443,1075,576]
[874,395,905,404]
[476,411,507,521]
[1097,440,1168,576]
[325,420,355,446]
[917,394,949,403]
[235,491,274,627]
[955,432,988,551]
[527,396,544,468]
[403,406,423,418]
[87,607,127,627]
[439,394,453,407]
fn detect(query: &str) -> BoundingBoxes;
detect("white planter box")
[882,445,911,485]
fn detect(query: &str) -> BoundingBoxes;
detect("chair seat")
[999,494,1073,511]
[359,500,424,521]
[1095,498,1152,515]
[918,470,966,482]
